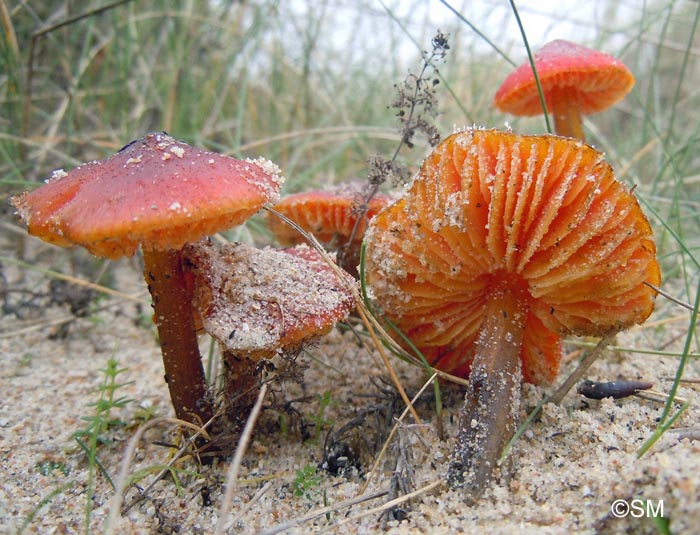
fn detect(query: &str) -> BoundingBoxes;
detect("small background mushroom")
[494,39,635,141]
[267,181,391,276]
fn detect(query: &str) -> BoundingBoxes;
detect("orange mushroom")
[10,133,284,427]
[184,240,355,422]
[494,39,635,141]
[267,181,391,275]
[364,128,660,497]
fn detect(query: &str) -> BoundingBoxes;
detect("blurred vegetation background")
[1,0,699,312]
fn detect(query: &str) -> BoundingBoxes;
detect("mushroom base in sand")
[220,352,265,427]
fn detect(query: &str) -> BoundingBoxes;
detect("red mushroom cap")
[494,39,635,117]
[11,133,285,259]
[267,181,390,246]
[365,128,660,384]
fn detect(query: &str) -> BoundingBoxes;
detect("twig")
[223,481,274,530]
[0,255,145,303]
[381,422,415,527]
[634,389,688,405]
[0,295,146,339]
[120,408,223,513]
[0,315,76,339]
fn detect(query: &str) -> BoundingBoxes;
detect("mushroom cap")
[10,133,285,259]
[267,181,390,246]
[184,240,355,360]
[494,39,635,117]
[365,128,660,384]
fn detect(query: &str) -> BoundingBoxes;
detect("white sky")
[379,0,646,56]
[282,0,657,73]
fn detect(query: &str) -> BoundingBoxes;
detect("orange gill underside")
[366,129,660,384]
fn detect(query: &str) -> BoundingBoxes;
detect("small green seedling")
[307,390,336,444]
[72,357,133,528]
[35,459,70,477]
[292,464,322,501]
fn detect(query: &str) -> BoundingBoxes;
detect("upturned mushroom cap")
[184,240,355,360]
[267,181,390,246]
[494,39,635,117]
[11,132,285,259]
[365,128,660,384]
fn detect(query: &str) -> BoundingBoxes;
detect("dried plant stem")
[0,255,144,302]
[644,281,695,311]
[0,296,142,339]
[616,138,659,179]
[224,481,274,529]
[260,489,389,535]
[353,301,425,432]
[215,383,268,535]
[104,417,210,535]
[358,372,438,496]
[320,480,444,533]
[121,413,221,514]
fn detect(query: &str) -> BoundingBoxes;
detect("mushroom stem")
[143,248,213,425]
[550,87,585,141]
[447,283,526,500]
[221,352,261,424]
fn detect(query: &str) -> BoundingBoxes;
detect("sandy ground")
[1,241,699,535]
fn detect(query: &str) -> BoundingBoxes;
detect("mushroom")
[266,181,391,276]
[183,239,355,422]
[10,133,284,427]
[364,128,660,498]
[494,39,635,141]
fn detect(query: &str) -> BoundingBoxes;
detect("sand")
[1,242,699,535]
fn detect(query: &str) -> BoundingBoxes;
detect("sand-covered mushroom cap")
[11,132,285,259]
[494,39,635,117]
[267,181,390,246]
[365,128,660,384]
[185,240,356,360]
